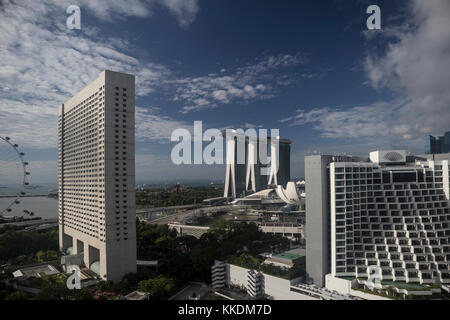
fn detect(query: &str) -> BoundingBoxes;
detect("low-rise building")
[12,263,60,280]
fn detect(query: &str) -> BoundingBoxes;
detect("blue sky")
[0,0,449,183]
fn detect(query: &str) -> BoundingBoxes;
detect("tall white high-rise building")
[58,70,137,282]
[305,150,450,286]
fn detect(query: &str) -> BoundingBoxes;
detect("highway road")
[148,205,232,225]
[136,204,199,214]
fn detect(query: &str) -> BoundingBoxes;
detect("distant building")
[246,136,268,193]
[211,260,305,299]
[305,150,450,287]
[224,133,247,198]
[224,133,291,199]
[425,132,450,154]
[12,264,60,279]
[211,260,358,300]
[268,138,291,188]
[263,252,304,269]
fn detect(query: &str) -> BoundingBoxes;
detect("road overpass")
[145,205,232,225]
[136,204,200,220]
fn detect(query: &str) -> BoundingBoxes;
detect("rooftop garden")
[228,253,305,280]
[351,278,443,300]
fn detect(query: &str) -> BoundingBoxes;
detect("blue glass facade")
[425,132,450,154]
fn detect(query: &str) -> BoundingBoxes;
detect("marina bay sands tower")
[224,132,291,199]
[224,132,247,198]
[246,136,266,193]
[268,137,291,188]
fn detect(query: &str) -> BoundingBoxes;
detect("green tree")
[138,276,175,299]
[5,291,29,300]
[33,280,73,300]
[0,228,58,263]
[96,280,115,292]
[46,250,58,260]
[74,289,94,300]
[36,250,46,262]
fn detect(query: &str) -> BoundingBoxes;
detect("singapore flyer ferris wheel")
[0,136,30,216]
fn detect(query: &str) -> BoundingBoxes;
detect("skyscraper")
[425,132,450,154]
[224,133,247,198]
[305,154,365,286]
[268,137,291,188]
[306,150,450,286]
[224,133,291,199]
[58,70,136,282]
[245,135,266,193]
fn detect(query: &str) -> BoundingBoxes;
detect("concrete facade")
[306,151,450,287]
[58,70,137,282]
[226,264,313,300]
[305,154,368,286]
[330,157,450,284]
[305,155,333,287]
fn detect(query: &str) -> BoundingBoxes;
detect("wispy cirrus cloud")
[2,0,201,27]
[0,0,181,148]
[158,0,200,28]
[0,0,313,149]
[174,53,308,113]
[135,106,192,143]
[280,100,409,139]
[281,0,450,151]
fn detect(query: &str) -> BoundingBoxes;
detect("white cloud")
[135,106,192,143]
[157,0,200,28]
[13,0,200,27]
[282,0,450,150]
[363,0,450,139]
[175,53,306,113]
[0,0,175,149]
[280,100,416,139]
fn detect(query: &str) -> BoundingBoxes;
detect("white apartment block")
[329,151,450,285]
[58,70,137,282]
[211,261,358,300]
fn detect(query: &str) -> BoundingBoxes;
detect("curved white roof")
[244,188,276,199]
[276,182,302,205]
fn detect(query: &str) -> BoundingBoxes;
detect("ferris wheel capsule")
[0,136,30,216]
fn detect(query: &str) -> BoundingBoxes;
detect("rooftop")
[272,252,302,262]
[12,264,60,279]
[124,291,150,300]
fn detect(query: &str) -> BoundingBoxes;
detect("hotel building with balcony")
[306,150,450,287]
